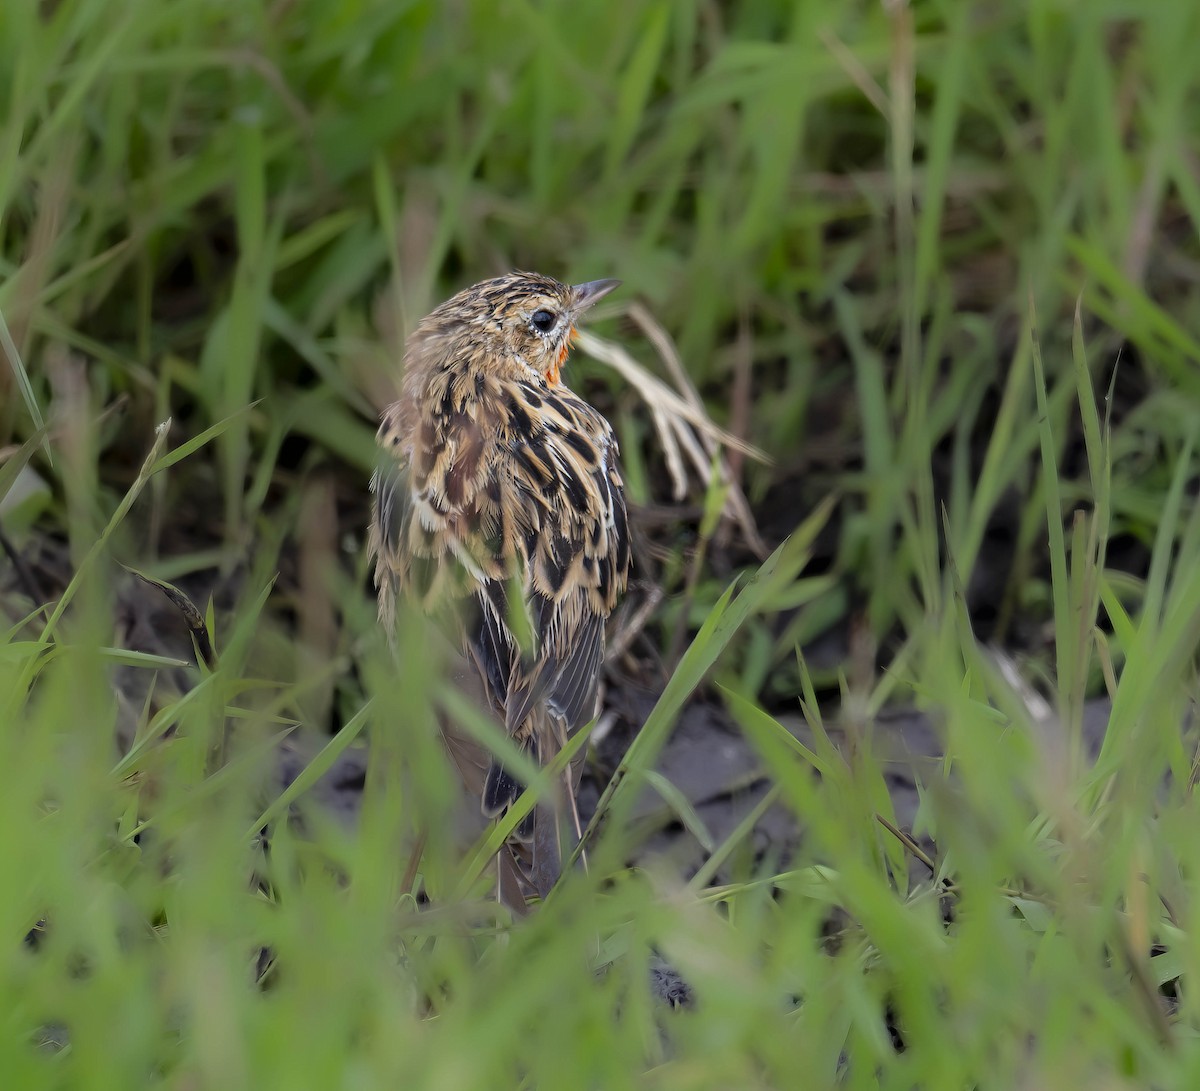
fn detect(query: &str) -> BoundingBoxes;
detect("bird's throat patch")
[544,327,576,386]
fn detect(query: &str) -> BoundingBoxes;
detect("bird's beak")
[546,280,618,386]
[571,278,621,314]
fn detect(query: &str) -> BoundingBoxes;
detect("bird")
[368,271,631,901]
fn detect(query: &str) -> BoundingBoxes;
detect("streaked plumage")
[369,271,630,899]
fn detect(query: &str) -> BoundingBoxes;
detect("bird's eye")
[530,309,558,333]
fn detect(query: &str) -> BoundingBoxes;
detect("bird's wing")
[544,610,604,728]
[470,383,630,739]
[375,374,629,742]
[372,373,515,621]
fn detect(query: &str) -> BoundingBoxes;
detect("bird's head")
[418,271,620,387]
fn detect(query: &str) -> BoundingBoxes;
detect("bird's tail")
[482,737,538,841]
[483,719,586,900]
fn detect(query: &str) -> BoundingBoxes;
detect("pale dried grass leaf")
[576,320,768,556]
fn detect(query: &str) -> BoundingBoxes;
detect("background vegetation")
[2,0,1200,1086]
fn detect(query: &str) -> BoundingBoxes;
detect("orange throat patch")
[544,327,577,386]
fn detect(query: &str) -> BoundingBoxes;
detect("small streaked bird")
[369,271,631,900]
